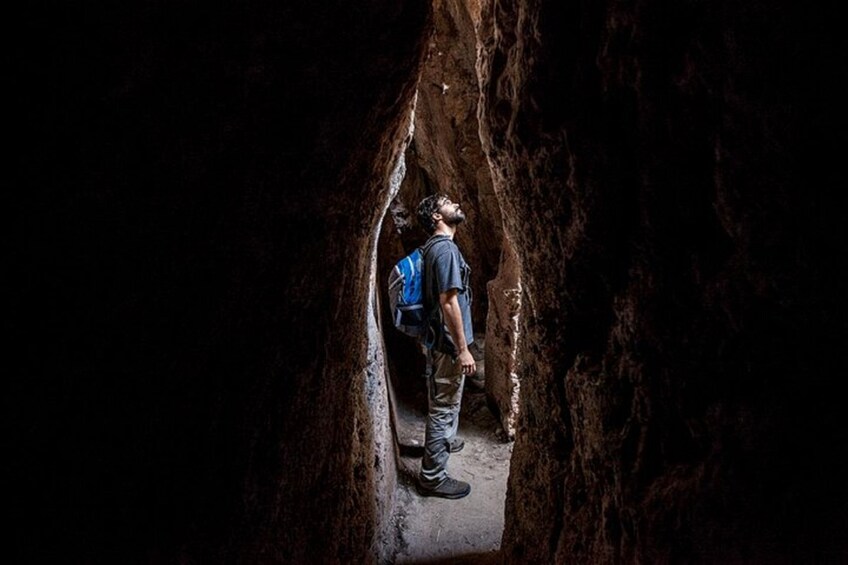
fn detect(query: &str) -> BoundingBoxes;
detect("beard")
[443,207,466,226]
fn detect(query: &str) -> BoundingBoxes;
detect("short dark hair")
[417,193,447,234]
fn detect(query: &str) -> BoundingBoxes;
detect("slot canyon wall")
[7,0,846,564]
[9,2,430,563]
[477,0,847,563]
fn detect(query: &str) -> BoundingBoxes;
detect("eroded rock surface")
[9,1,846,564]
[478,1,846,563]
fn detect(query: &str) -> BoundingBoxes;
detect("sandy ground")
[389,368,513,564]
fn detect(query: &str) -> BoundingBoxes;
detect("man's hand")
[457,348,476,376]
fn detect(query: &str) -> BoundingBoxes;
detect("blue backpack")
[388,239,439,338]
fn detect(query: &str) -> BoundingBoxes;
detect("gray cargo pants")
[418,349,465,488]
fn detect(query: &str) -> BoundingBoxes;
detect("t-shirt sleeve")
[434,247,463,295]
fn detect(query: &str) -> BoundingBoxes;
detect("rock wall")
[478,0,847,563]
[9,2,430,563]
[484,239,523,439]
[8,0,847,563]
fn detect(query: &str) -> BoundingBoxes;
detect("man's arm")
[439,288,476,376]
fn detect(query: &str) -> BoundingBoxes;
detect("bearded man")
[414,194,476,499]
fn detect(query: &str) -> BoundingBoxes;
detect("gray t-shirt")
[423,235,473,355]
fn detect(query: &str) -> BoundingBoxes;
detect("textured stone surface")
[478,0,847,563]
[484,239,522,439]
[9,2,431,563]
[8,0,847,563]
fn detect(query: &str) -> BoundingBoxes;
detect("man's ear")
[432,211,442,223]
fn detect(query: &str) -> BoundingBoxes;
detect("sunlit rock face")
[484,239,522,439]
[478,0,846,563]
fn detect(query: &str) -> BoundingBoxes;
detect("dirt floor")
[387,341,513,564]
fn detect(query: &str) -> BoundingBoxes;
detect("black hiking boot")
[416,477,471,500]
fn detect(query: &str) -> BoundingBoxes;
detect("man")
[415,193,476,499]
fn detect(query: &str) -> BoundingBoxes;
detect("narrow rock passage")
[389,339,513,564]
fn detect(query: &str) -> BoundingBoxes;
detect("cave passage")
[371,3,525,560]
[377,104,517,564]
[9,0,845,563]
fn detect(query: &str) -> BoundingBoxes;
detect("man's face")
[437,196,466,225]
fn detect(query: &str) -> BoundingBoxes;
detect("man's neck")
[433,224,456,239]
